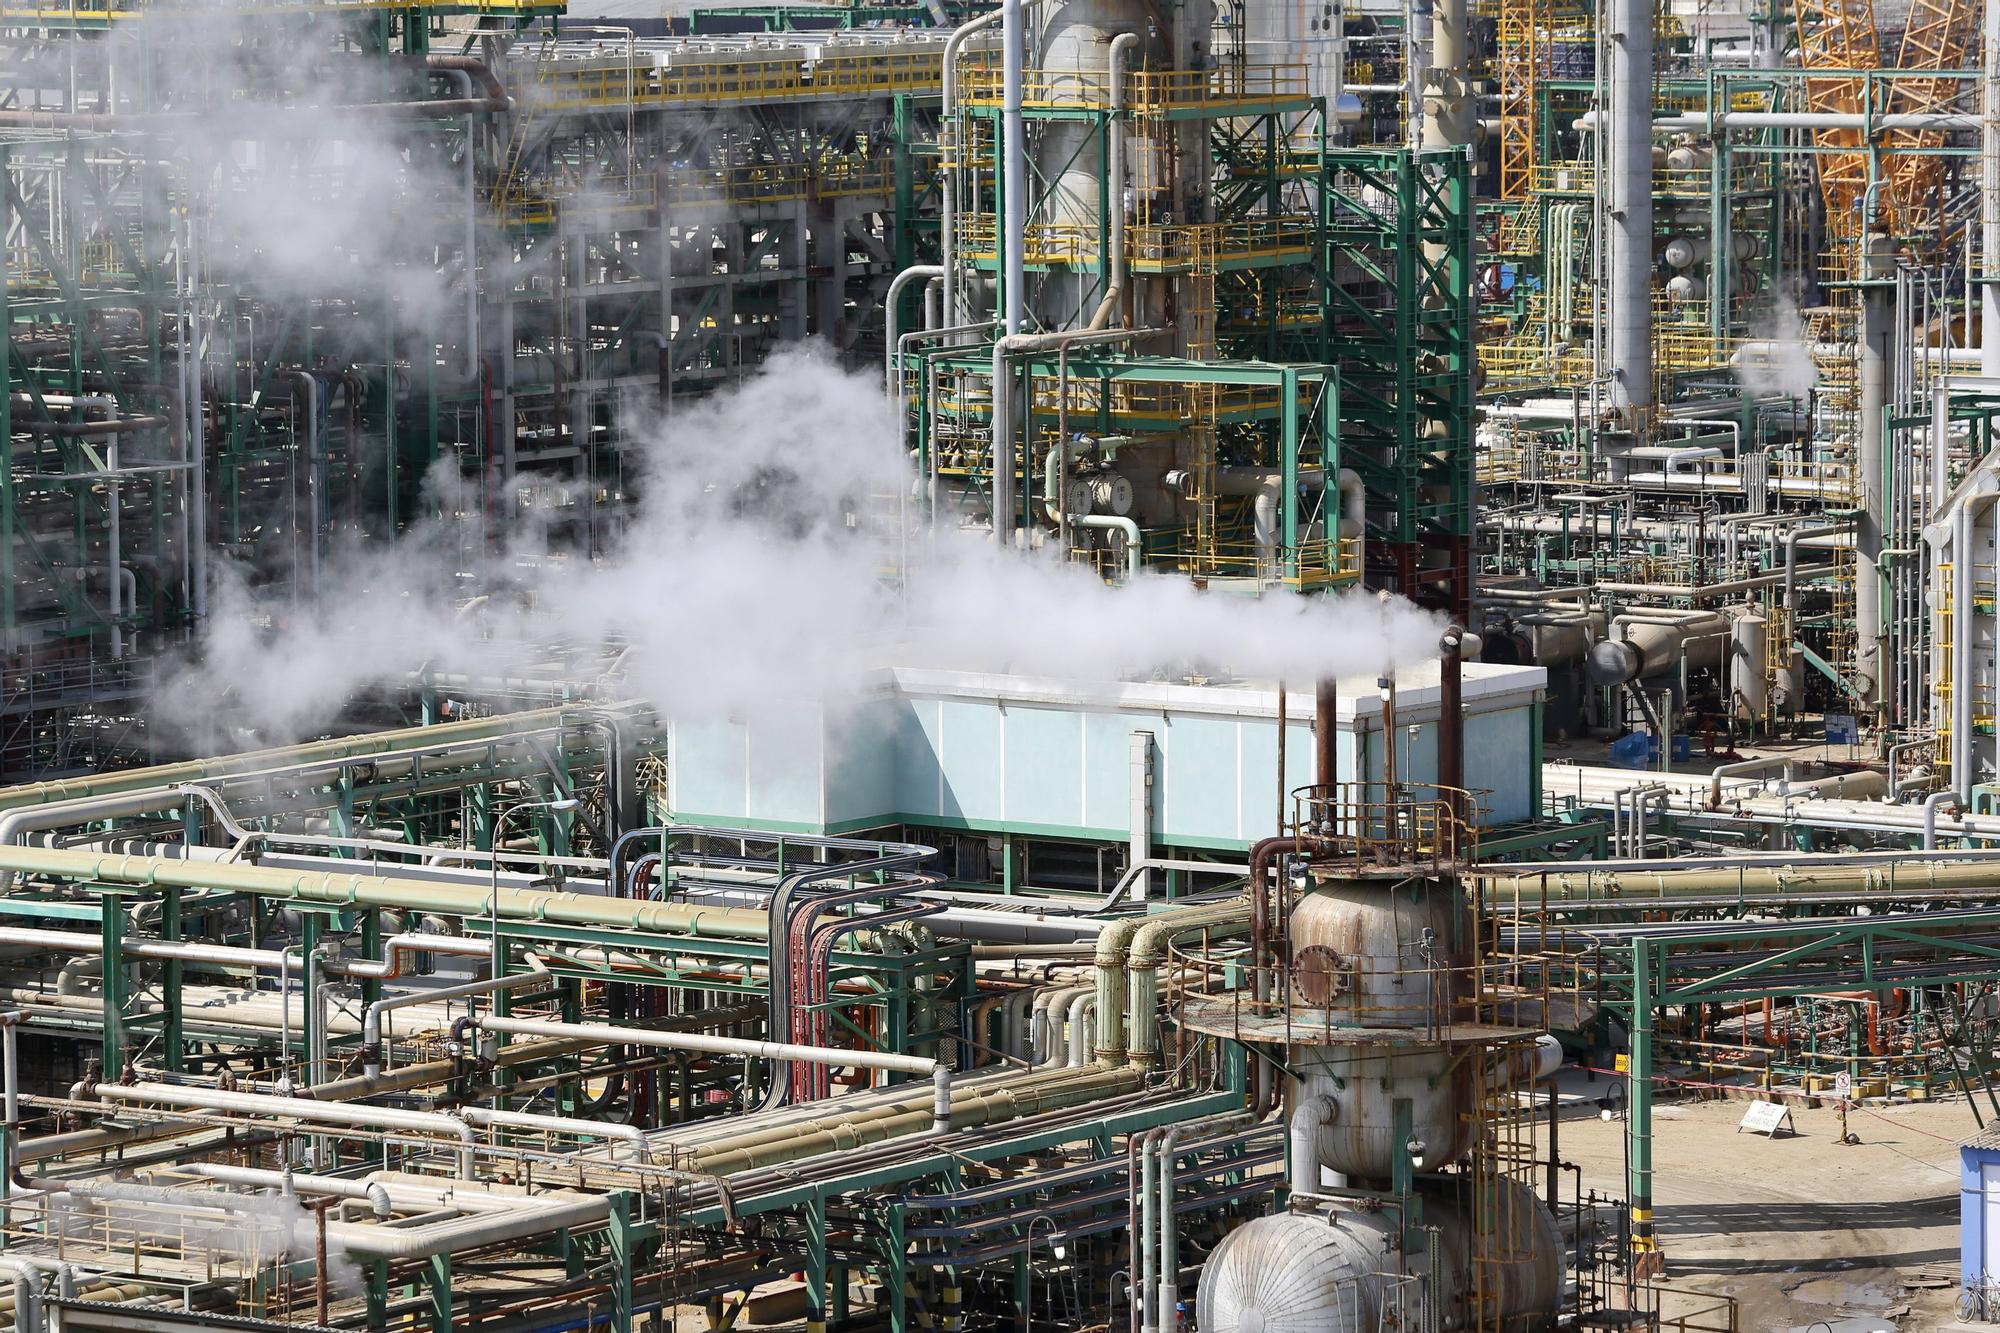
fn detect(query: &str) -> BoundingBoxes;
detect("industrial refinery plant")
[3,0,2000,1331]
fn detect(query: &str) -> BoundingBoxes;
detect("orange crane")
[1882,0,1978,237]
[1496,0,1543,199]
[1793,0,1884,236]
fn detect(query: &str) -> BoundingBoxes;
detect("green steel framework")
[909,84,1476,605]
[1319,147,1476,618]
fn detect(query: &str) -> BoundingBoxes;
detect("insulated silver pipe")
[85,1082,478,1176]
[1002,0,1027,336]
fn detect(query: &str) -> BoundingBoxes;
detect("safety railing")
[1172,536,1363,589]
[1026,375,1294,422]
[955,216,1095,266]
[497,179,660,227]
[937,370,1303,425]
[1127,217,1314,270]
[527,48,946,111]
[1579,1271,1739,1332]
[1169,949,1489,1038]
[1529,159,1778,198]
[652,159,896,207]
[955,215,1314,271]
[956,61,1308,113]
[1293,781,1487,872]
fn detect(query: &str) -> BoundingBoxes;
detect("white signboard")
[1737,1101,1796,1137]
[1833,1073,1852,1101]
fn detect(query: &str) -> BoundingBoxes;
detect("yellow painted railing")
[957,61,1309,113]
[958,214,1312,270]
[527,48,946,112]
[1530,159,1777,197]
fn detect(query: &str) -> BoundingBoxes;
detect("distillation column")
[1608,0,1655,426]
[1857,274,1890,716]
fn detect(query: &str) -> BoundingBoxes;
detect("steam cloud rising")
[126,7,1444,744]
[161,346,1445,743]
[1734,293,1820,401]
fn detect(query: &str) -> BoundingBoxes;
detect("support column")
[100,894,128,1079]
[1627,938,1661,1275]
[1128,731,1154,902]
[425,1254,452,1333]
[887,1204,909,1333]
[162,884,183,1073]
[609,1192,635,1333]
[805,1195,829,1333]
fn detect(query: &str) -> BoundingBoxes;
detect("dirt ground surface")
[1555,1073,1971,1332]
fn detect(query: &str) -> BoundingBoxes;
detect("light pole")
[1021,1213,1061,1333]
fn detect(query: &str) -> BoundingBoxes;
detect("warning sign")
[1737,1101,1796,1138]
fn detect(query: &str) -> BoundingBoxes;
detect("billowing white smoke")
[72,7,468,332]
[1734,294,1819,401]
[160,345,1445,742]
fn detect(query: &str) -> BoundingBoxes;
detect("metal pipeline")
[0,706,627,813]
[81,1082,478,1176]
[685,1063,1142,1177]
[362,961,548,1078]
[0,845,769,938]
[1479,852,2000,900]
[460,1106,650,1162]
[477,1015,956,1133]
[1125,898,1251,1066]
[1439,629,1466,824]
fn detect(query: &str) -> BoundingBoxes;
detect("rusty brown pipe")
[421,54,510,106]
[1440,627,1467,844]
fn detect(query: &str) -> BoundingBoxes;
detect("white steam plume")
[48,1182,365,1294]
[1733,293,1819,401]
[159,345,1445,743]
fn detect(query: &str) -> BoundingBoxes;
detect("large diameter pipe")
[1002,0,1026,336]
[1585,611,1730,686]
[689,1064,1140,1176]
[460,1107,650,1162]
[325,1194,611,1259]
[83,1082,476,1174]
[0,846,768,939]
[1478,850,2000,900]
[1313,678,1339,788]
[1125,899,1250,1065]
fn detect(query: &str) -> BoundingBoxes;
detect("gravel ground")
[1555,1078,1970,1331]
